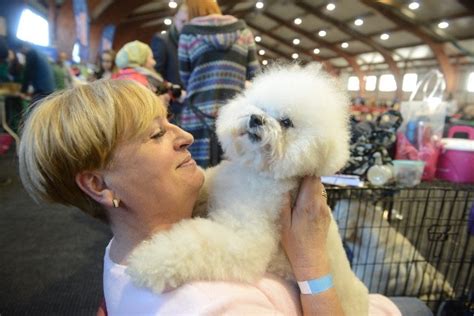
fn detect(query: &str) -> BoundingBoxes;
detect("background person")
[19,42,55,103]
[151,3,188,120]
[114,40,164,95]
[94,49,117,80]
[178,0,260,167]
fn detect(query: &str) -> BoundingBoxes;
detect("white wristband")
[297,275,334,295]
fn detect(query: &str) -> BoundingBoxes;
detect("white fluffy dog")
[128,64,369,315]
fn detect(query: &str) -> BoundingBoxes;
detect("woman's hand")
[280,176,331,280]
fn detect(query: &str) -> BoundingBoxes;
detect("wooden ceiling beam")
[247,22,310,59]
[122,9,176,25]
[92,0,150,24]
[247,21,335,71]
[296,2,401,98]
[256,42,290,61]
[360,0,458,93]
[457,0,474,12]
[90,0,113,21]
[262,11,365,94]
[89,0,151,61]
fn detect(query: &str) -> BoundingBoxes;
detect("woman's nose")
[174,125,194,150]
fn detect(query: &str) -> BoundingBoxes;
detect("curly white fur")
[127,64,369,315]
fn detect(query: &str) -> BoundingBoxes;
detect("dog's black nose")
[249,114,264,128]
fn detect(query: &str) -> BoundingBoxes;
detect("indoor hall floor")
[0,147,112,315]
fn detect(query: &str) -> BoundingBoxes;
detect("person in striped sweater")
[178,0,260,167]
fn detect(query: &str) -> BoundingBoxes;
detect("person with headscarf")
[113,40,164,95]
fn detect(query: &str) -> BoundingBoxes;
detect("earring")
[112,198,120,208]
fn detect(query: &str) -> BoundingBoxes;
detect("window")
[403,73,418,92]
[72,42,81,63]
[468,72,474,93]
[365,76,377,91]
[347,76,360,91]
[379,74,397,92]
[16,8,49,46]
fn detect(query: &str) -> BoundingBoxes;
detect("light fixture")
[262,60,268,66]
[164,18,172,25]
[354,18,364,26]
[256,1,264,9]
[292,53,299,59]
[168,0,178,9]
[255,36,262,42]
[161,30,167,34]
[408,1,420,10]
[313,48,320,54]
[318,30,327,37]
[293,38,300,45]
[380,33,390,40]
[326,3,336,11]
[258,49,265,56]
[438,21,449,29]
[341,42,349,48]
[294,18,302,25]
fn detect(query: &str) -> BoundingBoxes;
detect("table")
[0,94,21,146]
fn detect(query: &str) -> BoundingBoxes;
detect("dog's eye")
[280,118,294,128]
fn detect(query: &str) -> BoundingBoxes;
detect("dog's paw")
[126,234,182,293]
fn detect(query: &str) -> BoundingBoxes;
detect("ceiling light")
[292,53,299,59]
[258,49,265,56]
[255,36,262,42]
[313,48,320,54]
[168,1,178,9]
[380,33,390,40]
[438,21,449,29]
[294,18,302,25]
[326,3,336,11]
[256,1,264,9]
[164,18,172,25]
[354,18,364,26]
[408,1,419,10]
[318,30,327,37]
[161,30,167,34]
[262,60,268,66]
[341,42,349,48]
[293,38,300,45]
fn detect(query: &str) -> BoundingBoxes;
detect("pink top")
[103,242,401,315]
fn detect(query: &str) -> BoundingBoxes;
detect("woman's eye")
[151,130,166,139]
[280,118,294,128]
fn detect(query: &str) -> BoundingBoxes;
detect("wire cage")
[327,182,474,314]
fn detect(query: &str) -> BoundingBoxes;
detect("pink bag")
[0,133,14,155]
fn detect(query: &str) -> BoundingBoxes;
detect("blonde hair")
[19,80,166,222]
[186,0,221,20]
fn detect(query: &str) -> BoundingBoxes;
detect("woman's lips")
[178,156,196,168]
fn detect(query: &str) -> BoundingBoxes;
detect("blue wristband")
[297,275,334,295]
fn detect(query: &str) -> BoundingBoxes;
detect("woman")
[113,40,165,95]
[19,80,401,315]
[178,0,260,167]
[95,49,118,80]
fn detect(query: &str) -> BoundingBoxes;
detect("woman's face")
[145,53,156,70]
[103,117,204,226]
[101,53,113,71]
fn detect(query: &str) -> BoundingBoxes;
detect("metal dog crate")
[327,183,473,314]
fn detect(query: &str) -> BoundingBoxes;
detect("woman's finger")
[279,193,292,230]
[294,176,321,210]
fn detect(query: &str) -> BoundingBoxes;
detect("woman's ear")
[75,171,115,208]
